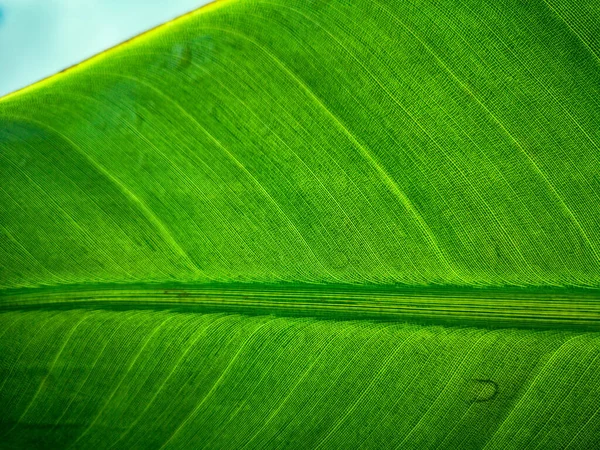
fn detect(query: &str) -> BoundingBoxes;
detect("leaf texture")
[1,0,600,448]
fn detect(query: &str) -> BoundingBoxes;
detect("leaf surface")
[1,0,600,448]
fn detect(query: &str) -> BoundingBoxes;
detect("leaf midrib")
[2,282,599,331]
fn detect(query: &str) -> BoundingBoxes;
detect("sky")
[0,0,212,97]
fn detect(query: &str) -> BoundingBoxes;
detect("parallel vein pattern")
[2,0,600,288]
[1,0,600,448]
[1,310,599,449]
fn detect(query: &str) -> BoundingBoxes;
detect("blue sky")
[0,0,212,97]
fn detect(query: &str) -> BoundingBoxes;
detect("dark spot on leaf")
[163,289,190,298]
[465,378,498,403]
[135,112,145,128]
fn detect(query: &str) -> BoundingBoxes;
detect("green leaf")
[1,0,600,448]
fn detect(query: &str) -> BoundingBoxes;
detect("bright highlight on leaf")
[1,0,600,448]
